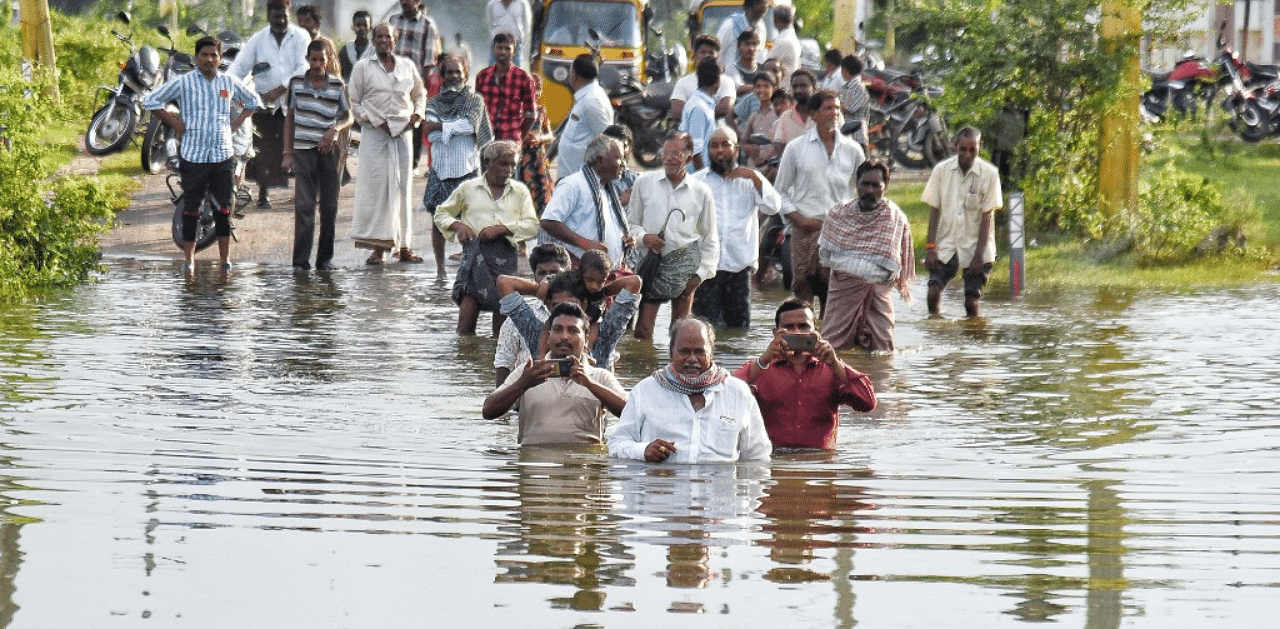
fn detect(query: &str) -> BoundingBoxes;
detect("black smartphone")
[782,333,816,352]
[550,358,573,377]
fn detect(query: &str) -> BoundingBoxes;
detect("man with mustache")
[818,160,916,351]
[483,302,628,446]
[608,317,771,463]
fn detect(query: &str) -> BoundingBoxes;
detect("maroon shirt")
[733,356,876,449]
[475,64,535,142]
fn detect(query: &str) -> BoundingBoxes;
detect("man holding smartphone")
[733,298,877,449]
[482,302,628,445]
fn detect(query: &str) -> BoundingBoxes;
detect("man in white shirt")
[669,35,737,125]
[486,0,531,67]
[679,59,720,172]
[692,127,780,328]
[715,0,768,73]
[555,54,613,177]
[228,0,310,209]
[608,317,771,463]
[541,135,635,265]
[765,4,800,87]
[774,90,865,313]
[627,132,719,341]
[484,302,628,445]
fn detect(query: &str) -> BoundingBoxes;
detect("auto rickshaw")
[532,0,652,127]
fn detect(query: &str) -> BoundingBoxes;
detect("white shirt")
[715,12,767,73]
[555,81,613,176]
[486,0,531,44]
[693,168,781,273]
[774,126,865,220]
[608,375,772,463]
[228,25,310,109]
[671,72,737,112]
[921,155,1003,266]
[765,26,800,86]
[540,170,628,262]
[627,170,720,280]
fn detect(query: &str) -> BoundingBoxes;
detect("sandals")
[365,252,384,265]
[398,248,424,263]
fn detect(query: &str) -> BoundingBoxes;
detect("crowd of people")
[147,0,1005,461]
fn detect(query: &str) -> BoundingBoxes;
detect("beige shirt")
[500,357,627,445]
[348,55,426,137]
[626,170,720,281]
[920,155,1003,266]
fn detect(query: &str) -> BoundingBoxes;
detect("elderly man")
[349,23,426,265]
[540,135,635,266]
[475,33,536,144]
[228,0,309,209]
[733,298,876,449]
[715,0,768,73]
[435,140,540,336]
[819,161,915,351]
[390,0,442,168]
[555,54,613,177]
[922,126,1003,318]
[422,55,494,274]
[608,317,772,463]
[691,127,780,328]
[774,90,864,314]
[483,302,628,445]
[628,132,719,341]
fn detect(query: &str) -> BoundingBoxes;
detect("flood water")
[0,259,1277,628]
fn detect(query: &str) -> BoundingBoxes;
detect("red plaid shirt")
[475,64,536,142]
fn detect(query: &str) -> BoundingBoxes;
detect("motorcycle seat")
[642,81,673,109]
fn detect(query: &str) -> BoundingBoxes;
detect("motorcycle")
[167,117,256,252]
[85,12,161,155]
[1141,52,1218,121]
[861,66,949,169]
[143,27,244,173]
[605,27,684,167]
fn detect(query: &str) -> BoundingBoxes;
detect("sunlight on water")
[0,261,1277,628]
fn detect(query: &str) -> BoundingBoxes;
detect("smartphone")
[782,333,816,352]
[550,358,573,377]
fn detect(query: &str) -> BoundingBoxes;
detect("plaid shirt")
[474,64,535,142]
[390,11,441,71]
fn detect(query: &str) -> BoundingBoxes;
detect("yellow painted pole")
[19,0,59,99]
[1098,0,1141,217]
[832,0,858,53]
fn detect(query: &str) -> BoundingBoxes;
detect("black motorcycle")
[606,26,684,168]
[85,12,161,155]
[142,26,244,173]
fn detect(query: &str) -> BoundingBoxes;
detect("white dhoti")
[351,126,414,250]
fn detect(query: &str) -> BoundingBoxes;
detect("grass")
[885,136,1280,289]
[46,120,141,207]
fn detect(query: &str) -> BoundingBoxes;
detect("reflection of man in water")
[483,302,627,445]
[734,298,875,449]
[608,317,771,463]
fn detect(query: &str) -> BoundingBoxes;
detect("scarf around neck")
[581,164,632,260]
[653,363,731,396]
[427,83,494,148]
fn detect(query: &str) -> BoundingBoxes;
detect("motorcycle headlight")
[552,66,569,83]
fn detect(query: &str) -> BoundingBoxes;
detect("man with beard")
[691,127,780,328]
[608,317,771,463]
[229,0,309,209]
[818,161,915,351]
[774,90,864,314]
[483,302,628,446]
[349,23,426,265]
[434,140,538,336]
[475,33,535,144]
[733,298,876,449]
[771,67,816,155]
[422,55,494,274]
[539,135,634,266]
[627,132,719,341]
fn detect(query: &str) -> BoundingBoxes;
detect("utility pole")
[1098,0,1140,217]
[19,0,59,99]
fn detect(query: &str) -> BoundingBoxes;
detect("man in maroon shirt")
[474,33,535,143]
[733,298,877,449]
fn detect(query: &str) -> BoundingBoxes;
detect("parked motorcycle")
[605,26,684,167]
[143,27,244,173]
[861,67,949,169]
[167,119,255,252]
[85,12,161,155]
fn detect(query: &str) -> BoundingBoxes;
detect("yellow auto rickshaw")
[532,0,652,126]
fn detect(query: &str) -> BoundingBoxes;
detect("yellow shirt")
[433,177,540,247]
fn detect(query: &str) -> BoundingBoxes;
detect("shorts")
[928,255,993,300]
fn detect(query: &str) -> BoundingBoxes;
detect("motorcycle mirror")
[116,11,131,25]
[588,28,601,40]
[747,134,773,146]
[642,6,654,22]
[158,25,171,38]
[186,24,205,36]
[840,120,860,135]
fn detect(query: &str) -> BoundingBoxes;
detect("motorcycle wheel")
[1237,101,1271,143]
[891,116,933,170]
[141,116,170,174]
[171,194,221,253]
[85,100,138,155]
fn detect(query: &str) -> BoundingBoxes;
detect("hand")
[517,358,557,388]
[621,235,636,251]
[567,355,592,387]
[477,225,509,242]
[453,222,477,244]
[410,113,422,127]
[967,257,985,275]
[924,250,939,271]
[318,128,336,154]
[642,233,664,254]
[281,153,294,173]
[727,166,762,189]
[618,187,632,205]
[580,238,609,253]
[645,439,677,463]
[760,334,789,366]
[813,336,841,371]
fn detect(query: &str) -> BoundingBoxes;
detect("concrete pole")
[1098,0,1140,217]
[19,0,59,99]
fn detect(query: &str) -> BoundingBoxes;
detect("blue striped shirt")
[143,71,261,163]
[287,73,350,150]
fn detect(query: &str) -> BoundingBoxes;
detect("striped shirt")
[287,73,350,150]
[143,71,261,163]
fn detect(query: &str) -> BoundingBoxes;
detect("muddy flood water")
[0,259,1276,628]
